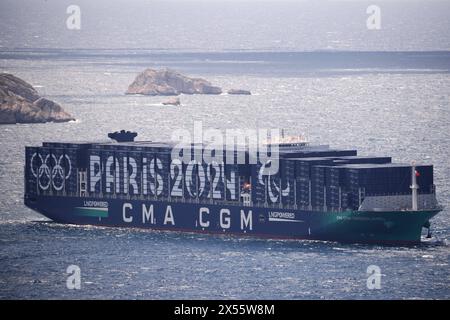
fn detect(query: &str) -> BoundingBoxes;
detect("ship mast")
[410,161,419,211]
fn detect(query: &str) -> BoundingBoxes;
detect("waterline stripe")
[75,207,109,218]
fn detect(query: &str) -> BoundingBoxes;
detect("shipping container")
[156,152,170,199]
[128,151,142,196]
[211,162,225,200]
[184,160,202,200]
[170,158,184,198]
[25,146,39,196]
[102,150,116,195]
[88,149,102,195]
[50,148,69,195]
[142,151,159,197]
[251,161,267,204]
[280,149,357,159]
[337,163,434,197]
[64,147,79,195]
[224,163,239,201]
[279,159,295,205]
[292,158,335,180]
[326,185,342,209]
[332,156,392,165]
[35,147,55,195]
[114,151,128,196]
[297,178,311,206]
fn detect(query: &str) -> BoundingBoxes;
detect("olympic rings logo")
[30,153,72,191]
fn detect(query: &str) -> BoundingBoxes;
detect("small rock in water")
[227,89,251,95]
[162,97,181,106]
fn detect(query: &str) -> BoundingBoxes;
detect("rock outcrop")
[126,68,222,96]
[0,73,74,124]
[162,97,181,106]
[227,89,251,95]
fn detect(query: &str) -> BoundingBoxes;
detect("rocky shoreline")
[0,73,74,124]
[0,69,252,125]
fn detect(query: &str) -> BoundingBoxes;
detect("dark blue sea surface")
[0,221,448,299]
[0,49,449,299]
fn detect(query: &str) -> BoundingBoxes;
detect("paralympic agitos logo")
[30,153,72,190]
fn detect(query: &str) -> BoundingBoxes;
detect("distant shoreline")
[1,48,450,54]
[1,50,449,76]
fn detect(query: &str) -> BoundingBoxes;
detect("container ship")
[24,131,442,244]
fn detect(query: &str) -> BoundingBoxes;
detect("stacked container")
[224,163,239,202]
[280,159,296,206]
[156,151,171,199]
[64,146,80,196]
[251,160,267,205]
[25,147,39,197]
[311,165,326,209]
[26,140,436,214]
[332,156,392,165]
[127,151,142,197]
[297,178,311,207]
[280,149,357,159]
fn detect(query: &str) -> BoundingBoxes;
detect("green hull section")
[311,209,441,244]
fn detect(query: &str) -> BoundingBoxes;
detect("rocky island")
[126,68,222,96]
[0,73,74,124]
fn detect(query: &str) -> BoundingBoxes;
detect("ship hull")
[24,195,440,245]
